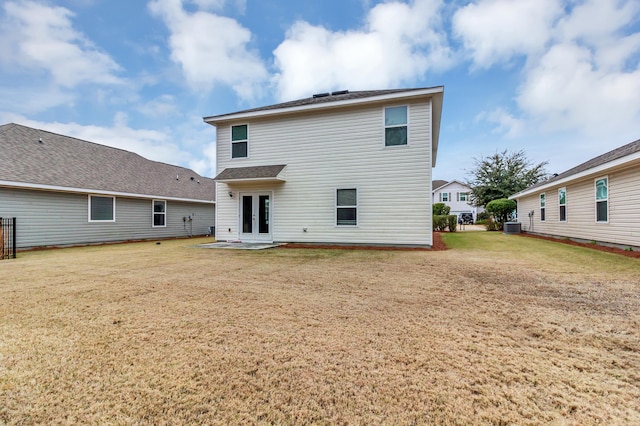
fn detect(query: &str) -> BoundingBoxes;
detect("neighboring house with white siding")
[0,123,216,249]
[204,87,444,246]
[432,180,483,220]
[510,138,640,249]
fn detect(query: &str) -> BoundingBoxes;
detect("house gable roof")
[0,123,215,202]
[511,138,640,199]
[432,179,469,193]
[204,87,444,167]
[432,180,449,191]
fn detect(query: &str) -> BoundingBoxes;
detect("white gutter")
[510,151,640,199]
[0,180,215,204]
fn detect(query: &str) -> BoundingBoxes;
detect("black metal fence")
[1,217,16,259]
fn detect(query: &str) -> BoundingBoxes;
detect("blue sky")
[1,0,639,181]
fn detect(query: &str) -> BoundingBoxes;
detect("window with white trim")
[458,192,469,202]
[336,188,357,226]
[231,124,248,158]
[595,177,608,222]
[440,192,450,202]
[153,200,166,227]
[540,193,546,222]
[384,106,408,146]
[89,195,115,222]
[558,188,567,222]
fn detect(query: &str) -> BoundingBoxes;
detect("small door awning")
[214,164,287,183]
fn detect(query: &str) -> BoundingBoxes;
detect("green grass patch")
[441,231,638,274]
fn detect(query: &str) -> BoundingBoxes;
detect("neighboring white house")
[204,87,444,247]
[510,138,640,249]
[432,180,482,220]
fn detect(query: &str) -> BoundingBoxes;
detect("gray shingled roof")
[514,137,640,196]
[432,180,449,191]
[0,123,215,202]
[204,88,442,120]
[215,165,287,181]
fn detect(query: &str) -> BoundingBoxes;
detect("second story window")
[231,124,248,158]
[458,192,469,202]
[384,106,407,146]
[440,192,450,202]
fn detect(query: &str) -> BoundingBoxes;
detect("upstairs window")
[540,193,546,222]
[89,195,115,222]
[384,106,408,146]
[231,124,248,158]
[440,192,450,202]
[558,188,567,222]
[458,192,469,202]
[336,188,357,226]
[595,177,608,222]
[153,200,166,227]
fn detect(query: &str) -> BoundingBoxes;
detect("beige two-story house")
[204,87,444,247]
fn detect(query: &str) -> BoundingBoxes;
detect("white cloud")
[272,0,454,101]
[0,0,122,87]
[517,42,640,137]
[476,107,525,138]
[453,0,563,68]
[148,0,267,100]
[138,94,180,117]
[458,0,640,141]
[190,0,246,13]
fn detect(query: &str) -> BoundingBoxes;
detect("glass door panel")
[242,195,253,234]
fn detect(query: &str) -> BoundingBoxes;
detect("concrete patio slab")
[196,241,282,250]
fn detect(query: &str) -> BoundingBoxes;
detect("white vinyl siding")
[514,166,640,248]
[215,99,434,246]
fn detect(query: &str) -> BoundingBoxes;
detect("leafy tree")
[467,150,548,206]
[432,202,450,215]
[486,198,517,227]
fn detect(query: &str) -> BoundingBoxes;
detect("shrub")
[477,211,490,221]
[484,217,501,231]
[447,215,457,232]
[485,198,517,228]
[475,219,487,225]
[433,214,458,232]
[433,215,448,231]
[433,203,450,215]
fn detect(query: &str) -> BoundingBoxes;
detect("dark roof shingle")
[215,165,286,181]
[0,123,215,201]
[204,88,442,121]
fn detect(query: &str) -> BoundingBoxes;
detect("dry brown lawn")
[0,233,638,425]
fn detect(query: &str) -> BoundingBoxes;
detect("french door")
[240,193,272,242]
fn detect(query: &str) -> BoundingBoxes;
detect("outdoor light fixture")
[228,191,233,198]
